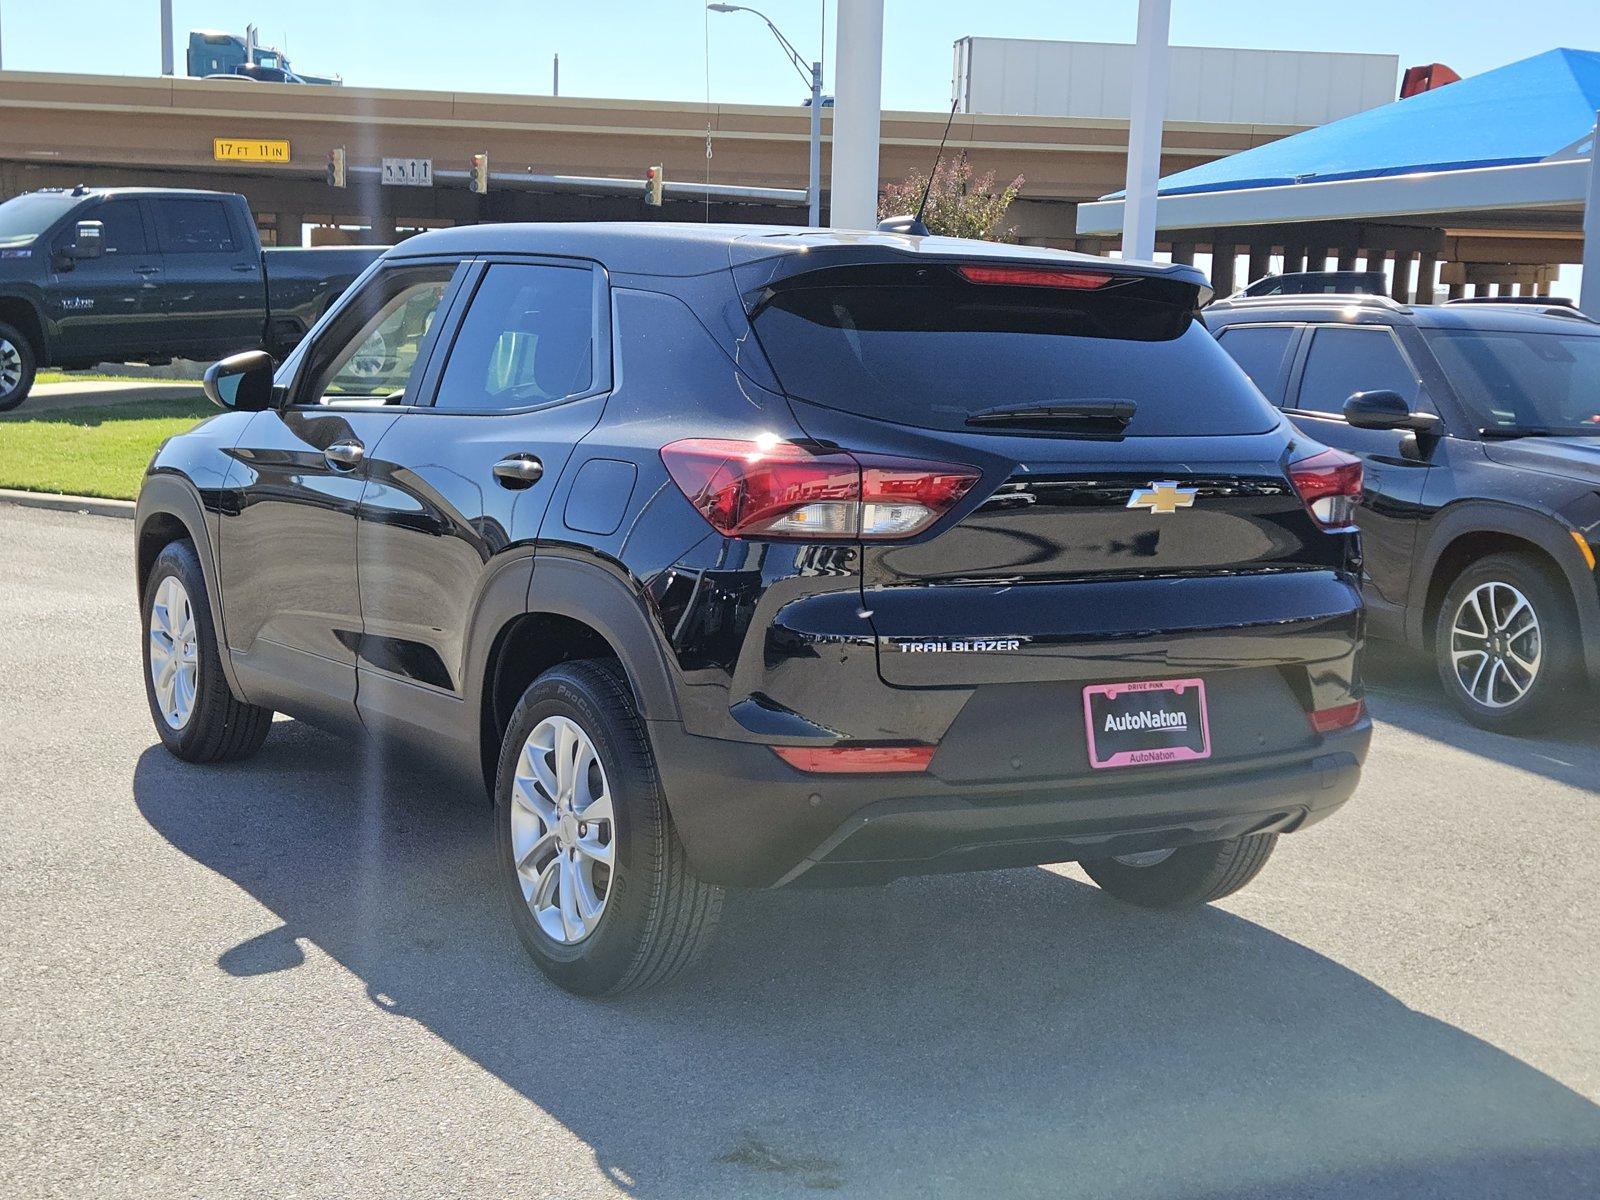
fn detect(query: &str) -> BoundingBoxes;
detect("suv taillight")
[1288,448,1363,531]
[661,438,981,540]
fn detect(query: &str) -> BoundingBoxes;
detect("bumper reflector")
[1309,700,1366,734]
[771,745,936,774]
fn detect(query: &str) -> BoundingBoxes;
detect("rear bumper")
[650,716,1370,888]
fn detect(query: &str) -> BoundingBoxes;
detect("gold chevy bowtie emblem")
[1127,481,1198,514]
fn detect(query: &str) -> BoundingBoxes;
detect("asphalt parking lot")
[3,502,1598,1199]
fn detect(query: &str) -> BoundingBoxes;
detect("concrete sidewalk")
[4,380,203,418]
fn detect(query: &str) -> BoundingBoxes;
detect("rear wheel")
[1080,834,1278,909]
[0,321,37,412]
[141,540,273,762]
[494,660,723,996]
[1434,551,1577,732]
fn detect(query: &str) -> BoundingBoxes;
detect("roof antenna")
[879,99,958,237]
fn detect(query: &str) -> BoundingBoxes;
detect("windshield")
[749,264,1277,437]
[0,192,80,249]
[1425,327,1600,434]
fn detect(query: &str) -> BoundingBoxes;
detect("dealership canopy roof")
[1077,47,1600,237]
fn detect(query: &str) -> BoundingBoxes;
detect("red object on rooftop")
[1400,63,1462,99]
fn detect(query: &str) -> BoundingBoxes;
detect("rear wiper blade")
[966,400,1136,435]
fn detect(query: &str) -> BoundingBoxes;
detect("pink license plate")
[1083,678,1212,770]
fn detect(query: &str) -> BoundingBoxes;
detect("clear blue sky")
[1,1,1597,108]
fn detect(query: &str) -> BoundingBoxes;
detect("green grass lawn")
[35,371,188,386]
[0,397,215,500]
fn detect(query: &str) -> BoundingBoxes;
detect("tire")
[141,540,273,762]
[494,659,724,996]
[1080,834,1278,910]
[1434,551,1578,733]
[0,320,38,412]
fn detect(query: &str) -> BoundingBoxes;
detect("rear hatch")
[735,250,1357,695]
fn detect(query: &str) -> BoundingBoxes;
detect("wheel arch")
[134,474,248,702]
[469,553,682,797]
[0,293,47,362]
[1410,502,1600,681]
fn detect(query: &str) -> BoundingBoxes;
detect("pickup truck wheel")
[1080,833,1278,909]
[141,540,273,762]
[494,659,724,996]
[0,321,37,412]
[1434,551,1577,732]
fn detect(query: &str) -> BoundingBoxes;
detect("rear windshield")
[747,263,1278,437]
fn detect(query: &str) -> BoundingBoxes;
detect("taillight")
[661,438,980,540]
[956,264,1115,289]
[1288,448,1363,530]
[770,745,936,773]
[1309,700,1365,733]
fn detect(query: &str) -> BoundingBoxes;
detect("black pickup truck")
[0,186,382,410]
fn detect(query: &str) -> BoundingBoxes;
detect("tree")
[877,154,1025,242]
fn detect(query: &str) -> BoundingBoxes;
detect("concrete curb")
[0,487,135,520]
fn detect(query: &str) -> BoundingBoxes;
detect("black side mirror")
[203,350,278,412]
[1343,389,1440,434]
[63,220,104,260]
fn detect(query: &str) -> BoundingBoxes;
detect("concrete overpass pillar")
[1392,251,1415,303]
[1245,244,1272,287]
[1581,113,1600,317]
[275,213,305,248]
[1415,252,1439,304]
[1209,239,1237,296]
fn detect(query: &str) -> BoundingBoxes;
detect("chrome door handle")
[133,265,161,276]
[492,454,544,489]
[324,440,365,470]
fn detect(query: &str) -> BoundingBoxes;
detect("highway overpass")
[0,70,1299,247]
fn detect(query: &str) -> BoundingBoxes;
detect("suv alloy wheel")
[1435,551,1578,732]
[494,660,723,995]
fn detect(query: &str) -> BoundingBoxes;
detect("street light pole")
[707,4,823,227]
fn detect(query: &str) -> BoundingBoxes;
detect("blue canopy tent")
[1077,49,1600,311]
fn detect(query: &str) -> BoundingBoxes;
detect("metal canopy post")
[830,0,884,229]
[1120,0,1172,261]
[1582,113,1600,317]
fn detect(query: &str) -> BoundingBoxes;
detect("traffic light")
[469,153,489,195]
[326,147,346,189]
[644,164,664,207]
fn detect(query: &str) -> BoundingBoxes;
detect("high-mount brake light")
[956,265,1116,290]
[770,745,936,774]
[1288,447,1364,531]
[660,438,980,540]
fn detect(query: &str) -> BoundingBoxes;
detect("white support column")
[1120,0,1172,262]
[1582,113,1600,317]
[160,0,174,75]
[829,0,884,230]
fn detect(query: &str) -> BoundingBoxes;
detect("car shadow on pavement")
[1363,647,1600,793]
[133,721,1600,1200]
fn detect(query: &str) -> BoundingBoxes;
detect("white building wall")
[953,38,1397,126]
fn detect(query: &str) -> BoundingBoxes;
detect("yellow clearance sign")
[213,138,291,164]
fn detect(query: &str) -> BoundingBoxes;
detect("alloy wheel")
[148,575,199,729]
[510,715,616,945]
[1449,581,1541,709]
[0,337,21,394]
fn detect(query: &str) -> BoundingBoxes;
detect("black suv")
[136,224,1370,994]
[1205,296,1600,731]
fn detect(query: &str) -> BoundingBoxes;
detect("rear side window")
[434,263,595,411]
[151,199,235,254]
[1215,325,1296,403]
[1296,327,1419,415]
[747,264,1277,436]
